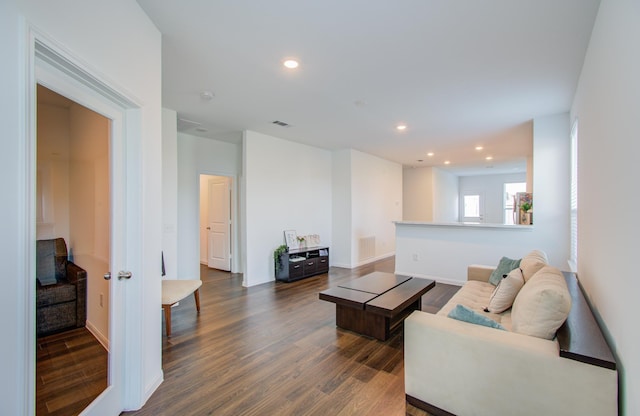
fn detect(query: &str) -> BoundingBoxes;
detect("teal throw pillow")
[489,256,521,286]
[447,304,505,330]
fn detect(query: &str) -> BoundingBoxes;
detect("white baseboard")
[142,371,164,408]
[85,320,110,351]
[395,270,464,286]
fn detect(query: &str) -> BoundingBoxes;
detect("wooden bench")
[162,279,202,337]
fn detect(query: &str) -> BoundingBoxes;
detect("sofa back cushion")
[520,250,548,282]
[36,238,68,286]
[511,266,571,340]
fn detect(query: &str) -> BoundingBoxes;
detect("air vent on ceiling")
[272,120,292,128]
[177,117,202,132]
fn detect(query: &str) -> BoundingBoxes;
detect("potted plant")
[274,244,288,272]
[520,202,533,224]
[296,236,306,249]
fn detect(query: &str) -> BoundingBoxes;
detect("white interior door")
[460,192,485,223]
[207,177,231,271]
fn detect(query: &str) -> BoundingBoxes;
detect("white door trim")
[25,28,147,415]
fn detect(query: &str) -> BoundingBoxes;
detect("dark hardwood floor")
[36,327,108,416]
[122,257,459,416]
[34,258,459,415]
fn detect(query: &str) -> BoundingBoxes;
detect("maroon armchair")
[36,238,87,337]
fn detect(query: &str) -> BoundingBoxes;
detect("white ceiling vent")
[272,120,292,128]
[177,117,202,132]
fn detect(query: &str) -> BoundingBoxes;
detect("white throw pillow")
[511,266,572,340]
[520,250,548,282]
[485,267,525,313]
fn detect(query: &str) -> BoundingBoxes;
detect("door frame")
[24,30,145,415]
[198,171,239,273]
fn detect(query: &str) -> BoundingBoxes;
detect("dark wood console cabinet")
[275,246,329,282]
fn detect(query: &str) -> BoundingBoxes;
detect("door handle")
[206,227,211,230]
[118,271,132,280]
[104,272,111,280]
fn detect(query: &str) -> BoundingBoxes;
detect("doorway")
[199,175,232,271]
[460,191,485,223]
[30,38,142,415]
[35,85,110,415]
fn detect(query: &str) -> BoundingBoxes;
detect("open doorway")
[199,175,233,271]
[35,85,109,415]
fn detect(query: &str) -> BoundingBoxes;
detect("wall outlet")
[412,253,418,261]
[100,293,104,307]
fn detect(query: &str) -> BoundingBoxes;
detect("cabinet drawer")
[303,258,318,274]
[289,262,304,278]
[317,256,329,273]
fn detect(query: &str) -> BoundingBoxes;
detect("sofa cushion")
[489,256,522,286]
[447,304,505,330]
[485,267,524,313]
[36,282,76,307]
[511,266,571,340]
[36,240,58,286]
[520,250,548,282]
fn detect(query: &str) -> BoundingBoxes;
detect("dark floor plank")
[36,327,107,416]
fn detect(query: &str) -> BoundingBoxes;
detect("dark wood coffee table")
[319,272,435,341]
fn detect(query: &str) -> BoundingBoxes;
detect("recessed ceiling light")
[444,160,451,165]
[396,124,407,131]
[427,152,434,157]
[283,59,299,69]
[475,146,483,151]
[485,156,493,160]
[200,90,214,100]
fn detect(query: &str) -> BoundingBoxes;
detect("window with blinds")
[569,120,578,270]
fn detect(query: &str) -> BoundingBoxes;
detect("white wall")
[68,103,111,347]
[332,149,403,268]
[571,0,640,413]
[242,131,332,286]
[432,168,459,222]
[0,0,163,413]
[396,114,570,284]
[199,175,210,264]
[162,108,178,280]
[177,132,241,278]
[350,150,403,266]
[331,150,352,266]
[36,101,70,242]
[403,166,458,223]
[403,167,434,221]
[458,173,526,224]
[0,4,26,413]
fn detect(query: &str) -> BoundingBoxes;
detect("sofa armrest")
[66,261,87,284]
[66,261,87,327]
[404,311,617,416]
[467,264,494,282]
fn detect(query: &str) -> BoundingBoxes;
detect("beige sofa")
[404,252,618,416]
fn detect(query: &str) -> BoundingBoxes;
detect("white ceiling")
[137,0,600,173]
